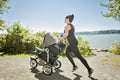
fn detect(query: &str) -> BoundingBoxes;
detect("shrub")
[0,34,6,51]
[59,36,93,57]
[33,31,46,47]
[77,36,93,57]
[5,22,31,53]
[109,39,120,55]
[4,22,46,54]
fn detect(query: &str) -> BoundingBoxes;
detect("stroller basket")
[38,51,57,64]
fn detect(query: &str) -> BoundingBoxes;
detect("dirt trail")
[0,51,120,80]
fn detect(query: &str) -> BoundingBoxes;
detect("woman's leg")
[66,45,76,68]
[70,45,91,71]
[70,45,94,76]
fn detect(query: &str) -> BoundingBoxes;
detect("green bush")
[5,22,31,53]
[58,36,93,57]
[109,39,120,55]
[77,36,93,57]
[33,31,46,47]
[0,34,6,51]
[4,22,45,54]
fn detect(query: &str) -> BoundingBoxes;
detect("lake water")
[78,34,120,49]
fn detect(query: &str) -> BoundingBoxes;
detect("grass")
[0,51,92,58]
[0,52,4,55]
[102,57,120,67]
[5,54,33,58]
[0,52,33,58]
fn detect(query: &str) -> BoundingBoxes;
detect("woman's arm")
[60,25,71,40]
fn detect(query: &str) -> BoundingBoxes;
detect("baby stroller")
[30,33,65,75]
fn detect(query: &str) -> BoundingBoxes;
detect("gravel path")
[0,51,120,80]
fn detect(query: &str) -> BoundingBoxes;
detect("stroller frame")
[30,47,62,76]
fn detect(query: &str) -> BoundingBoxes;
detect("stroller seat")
[43,33,66,57]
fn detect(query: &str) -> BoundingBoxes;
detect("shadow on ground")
[89,76,98,80]
[73,73,82,80]
[31,68,72,80]
[30,68,98,80]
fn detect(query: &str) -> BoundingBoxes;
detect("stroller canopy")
[43,33,59,47]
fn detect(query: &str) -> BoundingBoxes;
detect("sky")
[1,0,120,32]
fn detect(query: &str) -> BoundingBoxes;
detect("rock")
[91,48,108,52]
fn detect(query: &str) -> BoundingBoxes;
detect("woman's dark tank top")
[66,24,78,45]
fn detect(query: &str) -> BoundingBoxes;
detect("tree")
[0,19,6,30]
[101,0,120,21]
[4,22,46,54]
[0,20,4,30]
[0,33,6,51]
[4,22,36,53]
[0,0,10,30]
[0,0,10,14]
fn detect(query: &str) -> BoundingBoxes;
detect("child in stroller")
[30,33,66,75]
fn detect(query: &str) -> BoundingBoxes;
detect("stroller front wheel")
[42,64,53,76]
[53,60,61,69]
[30,59,38,69]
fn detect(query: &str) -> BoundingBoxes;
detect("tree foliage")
[101,0,120,21]
[0,0,10,14]
[0,0,10,30]
[0,19,5,30]
[5,22,31,53]
[77,36,93,57]
[0,33,6,51]
[58,36,93,57]
[3,22,45,54]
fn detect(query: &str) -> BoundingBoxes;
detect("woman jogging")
[60,14,94,77]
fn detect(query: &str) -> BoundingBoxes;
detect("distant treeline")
[76,30,120,35]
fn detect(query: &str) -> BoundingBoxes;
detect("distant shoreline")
[59,29,120,35]
[76,30,120,35]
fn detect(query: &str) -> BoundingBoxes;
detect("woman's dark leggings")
[66,44,91,71]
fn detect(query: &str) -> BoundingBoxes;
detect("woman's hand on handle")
[59,37,64,41]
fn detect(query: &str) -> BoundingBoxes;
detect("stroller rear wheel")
[42,64,53,76]
[30,59,38,69]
